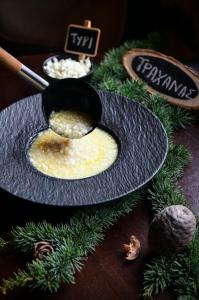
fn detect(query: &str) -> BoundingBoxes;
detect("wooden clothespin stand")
[78,20,91,62]
[64,19,101,61]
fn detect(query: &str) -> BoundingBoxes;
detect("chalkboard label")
[64,24,100,57]
[123,49,199,109]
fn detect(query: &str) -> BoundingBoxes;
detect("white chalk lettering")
[185,88,197,99]
[70,33,93,49]
[70,33,78,43]
[146,66,158,81]
[161,76,171,89]
[168,80,182,92]
[178,86,187,97]
[77,35,83,46]
[82,36,90,47]
[135,57,197,98]
[88,37,93,49]
[153,70,168,85]
[141,62,153,74]
[136,57,150,72]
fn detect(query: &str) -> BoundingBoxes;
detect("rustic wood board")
[123,49,199,109]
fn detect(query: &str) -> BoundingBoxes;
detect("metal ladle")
[0,47,102,138]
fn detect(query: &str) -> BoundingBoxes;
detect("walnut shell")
[149,205,196,253]
[123,235,141,260]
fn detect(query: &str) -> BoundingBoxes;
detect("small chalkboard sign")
[123,49,199,109]
[64,22,100,57]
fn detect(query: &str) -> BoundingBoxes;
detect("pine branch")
[148,143,191,214]
[0,269,33,295]
[0,238,6,251]
[163,144,191,180]
[1,192,142,293]
[143,224,199,299]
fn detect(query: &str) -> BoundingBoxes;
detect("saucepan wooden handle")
[0,47,49,90]
[0,47,22,73]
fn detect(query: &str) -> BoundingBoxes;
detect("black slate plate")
[0,90,168,207]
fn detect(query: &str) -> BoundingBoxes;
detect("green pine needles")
[1,192,142,293]
[0,238,6,251]
[0,33,198,298]
[143,223,199,299]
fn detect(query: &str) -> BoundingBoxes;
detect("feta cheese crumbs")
[43,57,91,79]
[49,110,93,139]
[28,128,118,179]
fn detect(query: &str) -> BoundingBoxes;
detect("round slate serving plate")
[0,90,168,207]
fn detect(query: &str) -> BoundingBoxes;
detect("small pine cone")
[123,235,141,261]
[33,241,54,260]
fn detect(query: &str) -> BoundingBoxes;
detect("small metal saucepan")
[0,47,102,138]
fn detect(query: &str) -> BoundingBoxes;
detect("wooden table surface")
[0,53,198,300]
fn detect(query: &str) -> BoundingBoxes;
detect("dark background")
[0,1,199,299]
[0,0,199,61]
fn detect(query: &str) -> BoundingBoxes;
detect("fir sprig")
[0,238,6,251]
[142,254,195,299]
[1,192,142,293]
[148,143,191,213]
[143,223,199,299]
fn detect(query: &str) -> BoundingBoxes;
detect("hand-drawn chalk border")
[64,24,101,57]
[123,49,199,109]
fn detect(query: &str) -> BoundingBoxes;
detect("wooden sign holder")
[123,49,199,109]
[64,19,101,61]
[78,20,91,61]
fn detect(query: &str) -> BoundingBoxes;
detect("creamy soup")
[28,128,118,180]
[49,110,93,139]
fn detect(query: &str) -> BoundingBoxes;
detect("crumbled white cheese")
[49,110,93,139]
[43,57,92,79]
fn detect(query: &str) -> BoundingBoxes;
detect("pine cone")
[33,241,54,260]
